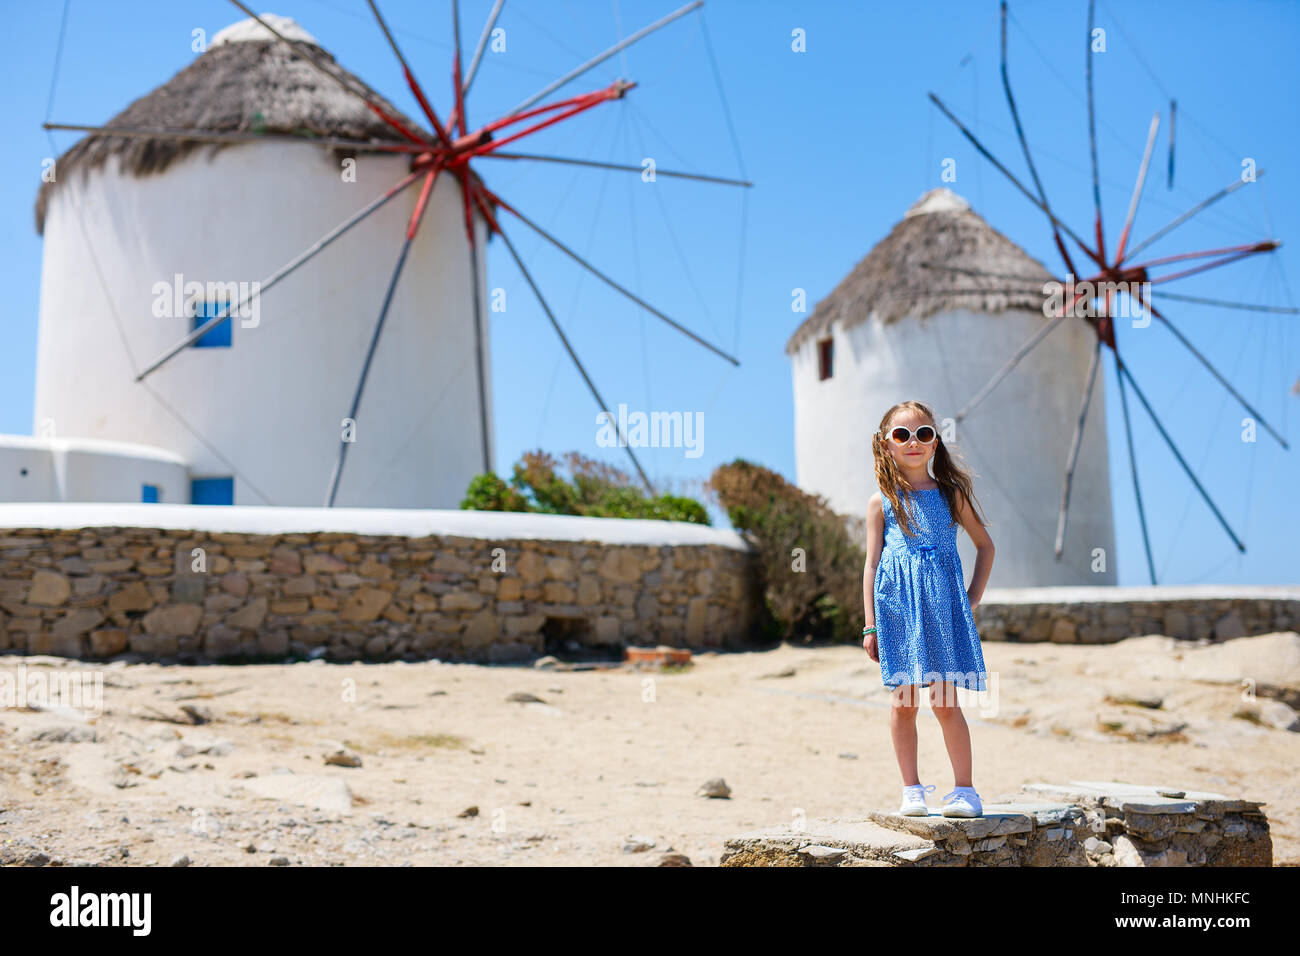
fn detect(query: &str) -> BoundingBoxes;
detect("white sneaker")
[899,783,935,815]
[940,786,983,817]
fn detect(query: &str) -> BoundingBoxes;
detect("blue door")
[191,477,234,505]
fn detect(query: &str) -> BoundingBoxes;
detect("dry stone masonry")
[719,781,1271,867]
[0,508,762,663]
[977,585,1297,644]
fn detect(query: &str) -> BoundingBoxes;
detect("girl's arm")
[862,493,885,634]
[954,490,994,610]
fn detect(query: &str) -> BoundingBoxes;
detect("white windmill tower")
[34,14,493,508]
[31,3,747,510]
[786,188,1118,587]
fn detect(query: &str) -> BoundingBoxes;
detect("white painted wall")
[0,435,188,503]
[35,143,492,509]
[790,307,1116,586]
[0,502,753,551]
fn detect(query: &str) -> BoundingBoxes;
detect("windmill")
[40,0,750,507]
[919,0,1295,584]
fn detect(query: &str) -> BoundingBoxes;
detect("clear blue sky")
[1,0,1297,586]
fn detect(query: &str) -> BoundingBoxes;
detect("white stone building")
[10,15,492,508]
[786,189,1117,586]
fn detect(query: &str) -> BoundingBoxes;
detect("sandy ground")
[1,633,1297,867]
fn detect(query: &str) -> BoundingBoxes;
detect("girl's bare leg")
[930,680,973,788]
[889,683,922,786]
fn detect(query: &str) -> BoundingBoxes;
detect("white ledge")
[0,502,754,551]
[983,585,1300,603]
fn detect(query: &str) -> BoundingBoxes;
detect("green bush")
[460,472,530,512]
[707,458,864,643]
[460,450,711,525]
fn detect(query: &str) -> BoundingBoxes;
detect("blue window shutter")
[192,299,233,348]
[191,477,234,505]
[142,483,160,503]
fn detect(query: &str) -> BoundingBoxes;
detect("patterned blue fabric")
[873,488,988,690]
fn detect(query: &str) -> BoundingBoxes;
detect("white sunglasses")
[883,425,938,445]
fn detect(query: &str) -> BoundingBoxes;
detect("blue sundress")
[873,488,988,691]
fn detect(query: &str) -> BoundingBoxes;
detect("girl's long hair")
[872,400,989,537]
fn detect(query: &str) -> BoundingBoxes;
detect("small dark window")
[817,337,833,381]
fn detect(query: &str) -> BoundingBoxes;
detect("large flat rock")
[237,773,354,814]
[720,782,1271,867]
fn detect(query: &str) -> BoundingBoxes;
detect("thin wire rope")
[558,114,619,356]
[494,102,620,317]
[612,0,631,77]
[515,98,624,456]
[1157,259,1271,580]
[44,0,71,123]
[1099,0,1265,170]
[1154,292,1256,581]
[697,3,749,356]
[353,361,473,499]
[563,0,609,75]
[627,102,723,345]
[1005,8,1264,236]
[628,9,700,90]
[925,280,1095,581]
[969,54,984,211]
[619,103,653,424]
[509,2,622,87]
[943,94,1263,243]
[624,97,698,172]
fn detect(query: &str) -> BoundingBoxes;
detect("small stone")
[89,628,128,657]
[458,806,479,818]
[170,854,192,867]
[180,704,213,725]
[507,692,546,703]
[533,656,561,670]
[108,581,154,614]
[143,603,203,636]
[339,587,391,623]
[28,570,72,607]
[324,749,363,768]
[799,845,848,862]
[893,845,940,862]
[696,778,731,799]
[269,856,290,866]
[623,836,656,853]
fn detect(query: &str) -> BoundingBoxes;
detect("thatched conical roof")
[35,14,440,234]
[785,188,1056,356]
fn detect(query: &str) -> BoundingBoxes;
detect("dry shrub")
[707,459,864,643]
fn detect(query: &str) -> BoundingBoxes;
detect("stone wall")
[977,585,1299,644]
[0,506,762,663]
[720,782,1271,867]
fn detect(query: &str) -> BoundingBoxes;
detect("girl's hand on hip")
[862,633,878,663]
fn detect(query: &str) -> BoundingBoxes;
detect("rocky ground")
[1,631,1297,867]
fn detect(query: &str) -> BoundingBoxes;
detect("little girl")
[861,400,993,819]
